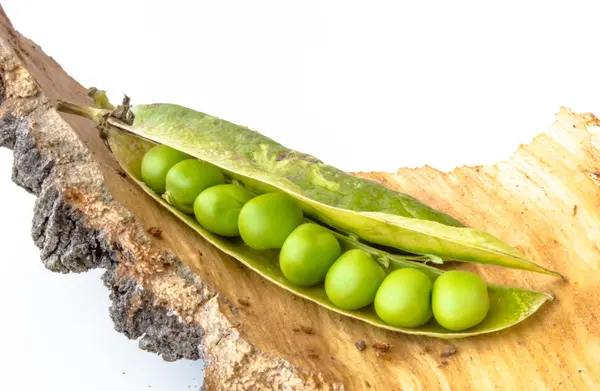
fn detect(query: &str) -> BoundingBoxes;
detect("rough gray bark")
[0,111,205,362]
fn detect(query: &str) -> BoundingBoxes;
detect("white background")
[0,1,598,390]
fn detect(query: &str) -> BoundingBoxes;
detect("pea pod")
[57,96,554,337]
[105,128,551,337]
[57,100,561,278]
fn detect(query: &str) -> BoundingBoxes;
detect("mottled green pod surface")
[129,105,459,224]
[107,103,559,277]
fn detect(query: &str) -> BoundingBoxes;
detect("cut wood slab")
[0,6,598,391]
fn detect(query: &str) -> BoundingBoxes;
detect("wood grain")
[353,107,600,389]
[1,5,598,390]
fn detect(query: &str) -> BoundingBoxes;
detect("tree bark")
[1,6,598,391]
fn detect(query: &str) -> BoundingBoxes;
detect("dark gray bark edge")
[0,112,205,362]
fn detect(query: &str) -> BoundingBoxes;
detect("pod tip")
[560,273,568,282]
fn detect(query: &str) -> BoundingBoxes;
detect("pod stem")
[56,100,109,124]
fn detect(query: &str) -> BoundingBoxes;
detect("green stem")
[56,100,109,123]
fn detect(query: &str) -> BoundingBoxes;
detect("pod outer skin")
[102,128,554,338]
[122,103,561,278]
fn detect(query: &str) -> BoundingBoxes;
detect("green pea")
[238,193,303,250]
[374,268,432,328]
[324,249,385,310]
[193,184,254,237]
[141,145,191,193]
[432,270,490,331]
[279,223,342,287]
[165,159,225,214]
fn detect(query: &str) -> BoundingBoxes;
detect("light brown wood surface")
[1,5,598,390]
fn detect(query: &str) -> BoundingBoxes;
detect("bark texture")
[1,5,599,391]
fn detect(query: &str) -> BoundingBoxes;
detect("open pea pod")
[95,127,549,338]
[57,97,553,337]
[56,100,562,279]
[56,101,561,277]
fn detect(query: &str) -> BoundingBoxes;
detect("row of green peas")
[141,145,490,331]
